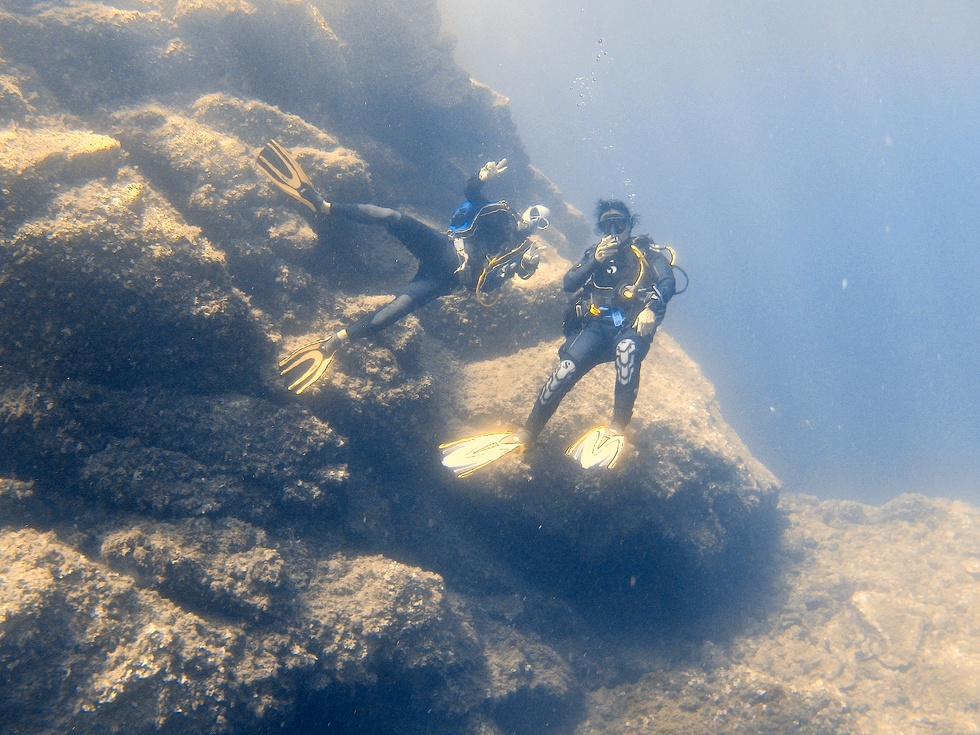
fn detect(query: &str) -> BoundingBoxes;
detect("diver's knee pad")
[615,339,638,386]
[537,359,577,406]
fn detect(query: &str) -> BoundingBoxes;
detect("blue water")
[439,0,980,504]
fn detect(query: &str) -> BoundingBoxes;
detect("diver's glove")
[594,235,619,262]
[632,306,659,338]
[479,158,508,181]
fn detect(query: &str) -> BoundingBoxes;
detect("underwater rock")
[0,526,308,734]
[303,554,480,688]
[3,0,975,733]
[434,328,781,623]
[721,494,980,735]
[0,1,178,110]
[0,158,272,393]
[1,522,581,734]
[0,125,122,229]
[574,493,980,735]
[0,73,33,122]
[0,381,350,521]
[101,518,294,622]
[0,477,46,529]
[580,668,851,735]
[110,92,388,329]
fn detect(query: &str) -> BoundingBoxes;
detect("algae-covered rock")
[0,126,122,224]
[1,163,270,392]
[0,527,304,734]
[0,380,350,521]
[4,0,974,734]
[567,495,979,735]
[434,328,781,623]
[102,518,295,621]
[731,494,980,735]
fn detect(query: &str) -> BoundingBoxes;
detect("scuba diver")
[256,140,550,393]
[441,199,683,476]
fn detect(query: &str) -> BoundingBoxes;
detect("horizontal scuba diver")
[256,141,550,393]
[442,199,684,475]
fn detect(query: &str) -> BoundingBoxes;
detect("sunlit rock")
[0,0,976,733]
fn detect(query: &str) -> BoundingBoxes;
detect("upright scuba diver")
[256,140,550,393]
[441,199,684,476]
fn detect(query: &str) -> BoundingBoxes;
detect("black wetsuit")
[330,177,523,340]
[524,235,676,438]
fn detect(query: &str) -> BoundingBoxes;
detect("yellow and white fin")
[566,426,625,470]
[440,432,524,478]
[256,140,320,212]
[279,337,335,394]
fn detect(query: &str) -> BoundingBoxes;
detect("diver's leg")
[521,325,605,441]
[344,277,453,341]
[278,276,450,394]
[522,358,580,440]
[610,331,652,432]
[278,205,443,394]
[327,202,402,225]
[328,204,446,263]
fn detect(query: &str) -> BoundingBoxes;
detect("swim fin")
[256,140,327,213]
[566,426,626,469]
[279,336,338,394]
[440,431,525,478]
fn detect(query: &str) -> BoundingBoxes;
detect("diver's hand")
[633,307,659,337]
[479,158,508,181]
[594,235,619,262]
[517,244,541,279]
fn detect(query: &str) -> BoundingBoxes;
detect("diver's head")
[595,199,635,239]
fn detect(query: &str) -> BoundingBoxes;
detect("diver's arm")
[464,158,508,202]
[563,246,601,292]
[463,175,486,204]
[648,248,677,306]
[640,247,676,321]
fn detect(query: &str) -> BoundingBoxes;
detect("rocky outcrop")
[579,494,980,735]
[1,0,975,734]
[0,521,568,734]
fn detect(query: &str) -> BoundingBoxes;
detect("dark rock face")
[2,1,974,734]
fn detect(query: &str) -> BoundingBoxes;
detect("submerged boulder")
[433,327,781,624]
[0,526,300,734]
[0,523,580,734]
[15,0,974,734]
[578,494,980,735]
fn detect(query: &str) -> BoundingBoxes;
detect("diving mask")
[520,205,551,231]
[598,212,629,235]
